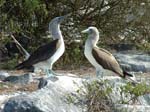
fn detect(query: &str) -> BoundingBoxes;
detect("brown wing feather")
[99,48,112,56]
[92,47,123,76]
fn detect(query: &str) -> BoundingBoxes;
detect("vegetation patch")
[120,82,150,104]
[66,79,150,112]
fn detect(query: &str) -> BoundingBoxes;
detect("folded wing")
[15,39,60,69]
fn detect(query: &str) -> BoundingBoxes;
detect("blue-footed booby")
[15,16,67,76]
[82,26,136,81]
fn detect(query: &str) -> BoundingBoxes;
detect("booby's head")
[49,16,67,26]
[82,27,99,36]
[82,27,99,46]
[49,15,68,36]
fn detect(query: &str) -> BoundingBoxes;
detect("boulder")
[3,95,42,112]
[3,75,85,112]
[4,74,32,85]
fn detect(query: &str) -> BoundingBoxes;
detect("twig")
[10,34,30,60]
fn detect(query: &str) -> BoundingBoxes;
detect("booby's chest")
[84,41,102,69]
[48,41,65,64]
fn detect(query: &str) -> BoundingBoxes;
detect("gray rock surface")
[139,94,150,105]
[115,104,150,112]
[3,95,41,112]
[38,77,48,89]
[0,71,9,80]
[115,52,150,72]
[3,75,85,112]
[4,74,32,85]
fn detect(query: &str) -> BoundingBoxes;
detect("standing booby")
[15,16,67,76]
[82,26,136,81]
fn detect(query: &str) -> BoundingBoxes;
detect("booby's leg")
[45,69,59,76]
[48,64,60,76]
[45,69,54,77]
[48,69,60,76]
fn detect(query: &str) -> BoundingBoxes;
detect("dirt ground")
[0,67,150,95]
[0,66,95,94]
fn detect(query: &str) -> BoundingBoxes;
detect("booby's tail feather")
[123,71,133,77]
[123,70,139,84]
[15,61,27,70]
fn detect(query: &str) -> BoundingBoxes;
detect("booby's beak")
[58,16,66,23]
[58,14,70,23]
[81,29,89,33]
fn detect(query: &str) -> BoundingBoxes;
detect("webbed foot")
[45,69,58,81]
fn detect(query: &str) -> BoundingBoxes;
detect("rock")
[115,104,150,112]
[119,63,132,71]
[109,43,135,51]
[130,64,146,72]
[140,94,150,105]
[38,77,48,89]
[0,71,10,80]
[3,95,42,112]
[4,74,32,85]
[38,76,59,89]
[115,52,150,72]
[0,93,27,111]
[3,75,84,112]
[2,75,150,112]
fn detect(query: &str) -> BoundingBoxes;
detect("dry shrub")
[84,80,114,112]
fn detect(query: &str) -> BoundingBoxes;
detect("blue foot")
[49,70,59,76]
[45,69,54,77]
[45,69,58,81]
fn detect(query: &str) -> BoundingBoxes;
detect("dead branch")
[10,34,30,60]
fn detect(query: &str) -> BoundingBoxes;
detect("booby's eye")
[58,17,61,20]
[57,17,60,22]
[57,16,65,23]
[89,29,93,33]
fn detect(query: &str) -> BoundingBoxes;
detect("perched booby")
[15,16,67,76]
[82,26,136,81]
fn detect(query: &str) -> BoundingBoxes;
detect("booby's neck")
[50,24,64,41]
[85,34,99,50]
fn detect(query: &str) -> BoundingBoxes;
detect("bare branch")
[10,35,30,60]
